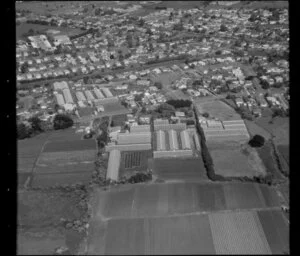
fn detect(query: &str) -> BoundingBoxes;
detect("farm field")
[111,114,127,127]
[150,158,208,181]
[17,190,86,255]
[16,23,82,40]
[195,99,241,121]
[277,144,289,166]
[210,146,266,178]
[257,209,290,254]
[256,141,285,180]
[30,172,93,188]
[150,71,182,90]
[42,139,96,152]
[244,119,272,140]
[165,89,191,100]
[96,102,131,117]
[34,162,94,174]
[46,128,83,142]
[37,150,96,166]
[87,182,286,255]
[209,211,272,254]
[91,182,279,220]
[119,150,152,178]
[255,116,289,145]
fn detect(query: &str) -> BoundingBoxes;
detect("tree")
[53,114,74,130]
[21,62,29,74]
[28,116,43,132]
[154,82,163,90]
[220,24,228,32]
[215,50,222,55]
[95,8,101,15]
[249,135,265,148]
[261,79,270,90]
[17,123,32,140]
[203,112,209,118]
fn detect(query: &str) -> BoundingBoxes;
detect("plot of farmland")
[257,210,290,254]
[277,144,289,166]
[150,72,182,90]
[46,128,83,142]
[244,119,272,140]
[37,150,96,166]
[150,158,208,181]
[92,183,279,220]
[119,150,152,177]
[195,99,241,121]
[209,211,272,254]
[34,162,94,174]
[31,172,92,188]
[165,90,191,100]
[42,139,96,153]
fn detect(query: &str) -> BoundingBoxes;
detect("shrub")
[28,115,43,132]
[17,123,32,140]
[53,114,74,130]
[249,135,265,148]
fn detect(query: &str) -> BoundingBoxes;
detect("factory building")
[130,125,151,133]
[106,143,152,152]
[102,88,113,98]
[62,89,73,103]
[156,130,166,151]
[118,132,151,145]
[94,88,105,99]
[154,119,169,125]
[154,123,187,131]
[55,93,65,106]
[76,91,86,102]
[168,129,179,151]
[84,90,95,101]
[180,130,191,150]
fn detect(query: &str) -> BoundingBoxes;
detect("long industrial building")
[76,91,86,102]
[154,150,193,158]
[180,130,191,150]
[94,88,105,99]
[168,129,179,151]
[106,149,121,181]
[84,90,95,101]
[154,119,169,125]
[154,123,187,131]
[55,93,65,106]
[102,88,113,98]
[62,89,73,103]
[131,125,151,133]
[118,132,151,145]
[156,130,166,151]
[106,143,152,152]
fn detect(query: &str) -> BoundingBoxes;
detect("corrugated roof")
[156,130,166,151]
[168,129,179,151]
[180,130,191,150]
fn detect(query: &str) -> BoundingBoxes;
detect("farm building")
[76,91,86,102]
[180,130,191,150]
[154,119,169,125]
[130,125,151,133]
[168,130,179,151]
[154,123,187,131]
[94,88,105,99]
[84,90,95,101]
[118,132,151,145]
[102,88,113,98]
[62,89,74,103]
[106,143,152,152]
[93,97,119,105]
[55,93,65,106]
[153,150,193,158]
[53,81,69,91]
[156,130,166,151]
[106,149,121,181]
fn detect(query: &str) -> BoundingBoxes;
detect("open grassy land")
[96,101,131,117]
[17,189,88,255]
[244,119,272,140]
[209,145,266,178]
[195,99,241,121]
[150,72,182,90]
[165,89,191,100]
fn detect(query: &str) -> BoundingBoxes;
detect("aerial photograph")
[16,1,289,255]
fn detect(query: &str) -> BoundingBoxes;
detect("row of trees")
[17,114,74,140]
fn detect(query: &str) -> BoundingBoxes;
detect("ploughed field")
[87,182,288,255]
[149,158,208,181]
